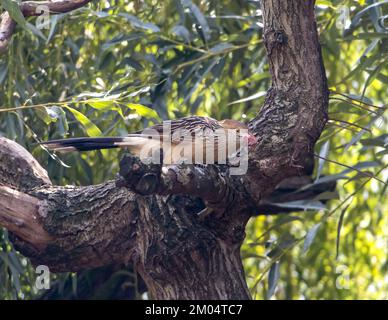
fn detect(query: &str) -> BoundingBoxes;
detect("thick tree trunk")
[0,0,328,300]
[132,195,251,299]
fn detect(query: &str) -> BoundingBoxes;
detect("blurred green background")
[0,0,387,299]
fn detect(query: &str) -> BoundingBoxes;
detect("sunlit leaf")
[228,91,266,105]
[316,141,330,181]
[270,200,327,211]
[125,103,160,120]
[65,106,102,137]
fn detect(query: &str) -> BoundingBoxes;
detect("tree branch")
[245,0,329,205]
[0,138,251,298]
[0,185,51,248]
[0,0,330,299]
[118,154,247,217]
[0,0,92,53]
[117,0,329,217]
[0,138,139,271]
[0,12,16,53]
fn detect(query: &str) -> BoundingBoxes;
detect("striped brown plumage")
[42,116,257,164]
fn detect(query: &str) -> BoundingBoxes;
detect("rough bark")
[0,138,251,299]
[0,0,328,300]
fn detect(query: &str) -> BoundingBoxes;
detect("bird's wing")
[131,116,222,144]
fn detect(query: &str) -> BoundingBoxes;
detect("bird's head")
[218,119,247,129]
[219,119,257,147]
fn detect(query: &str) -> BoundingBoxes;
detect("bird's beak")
[247,134,257,147]
[242,134,257,147]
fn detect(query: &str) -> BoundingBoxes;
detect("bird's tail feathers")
[41,136,150,152]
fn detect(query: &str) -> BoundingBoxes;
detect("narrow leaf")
[316,141,330,181]
[171,25,191,42]
[181,0,211,42]
[344,113,383,151]
[120,13,160,32]
[228,91,266,105]
[125,103,160,120]
[303,223,322,254]
[2,0,26,27]
[270,200,327,211]
[65,106,102,137]
[267,261,280,299]
[336,204,350,260]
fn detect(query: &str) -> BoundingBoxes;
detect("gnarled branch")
[0,0,92,53]
[0,0,329,300]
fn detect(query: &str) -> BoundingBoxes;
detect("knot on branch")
[118,154,161,195]
[117,154,247,217]
[274,30,287,44]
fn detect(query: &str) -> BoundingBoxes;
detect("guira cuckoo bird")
[42,116,257,164]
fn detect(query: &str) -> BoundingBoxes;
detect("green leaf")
[65,106,102,137]
[120,13,160,32]
[361,62,385,99]
[228,91,267,105]
[270,200,327,211]
[359,39,380,63]
[26,22,47,41]
[342,93,374,105]
[361,134,388,147]
[309,161,380,186]
[336,204,350,260]
[377,71,388,83]
[316,141,330,181]
[344,171,375,184]
[181,0,211,43]
[0,63,8,85]
[45,107,59,121]
[47,15,62,43]
[2,0,26,27]
[171,25,191,43]
[87,100,114,110]
[344,32,388,40]
[2,1,46,41]
[255,216,302,241]
[339,53,378,84]
[54,106,69,137]
[210,42,234,53]
[314,191,340,201]
[303,223,322,254]
[316,0,337,8]
[86,95,124,118]
[125,103,160,120]
[183,58,219,105]
[346,0,388,34]
[7,251,23,274]
[376,149,388,156]
[34,107,51,125]
[267,262,280,299]
[344,113,383,151]
[266,237,297,260]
